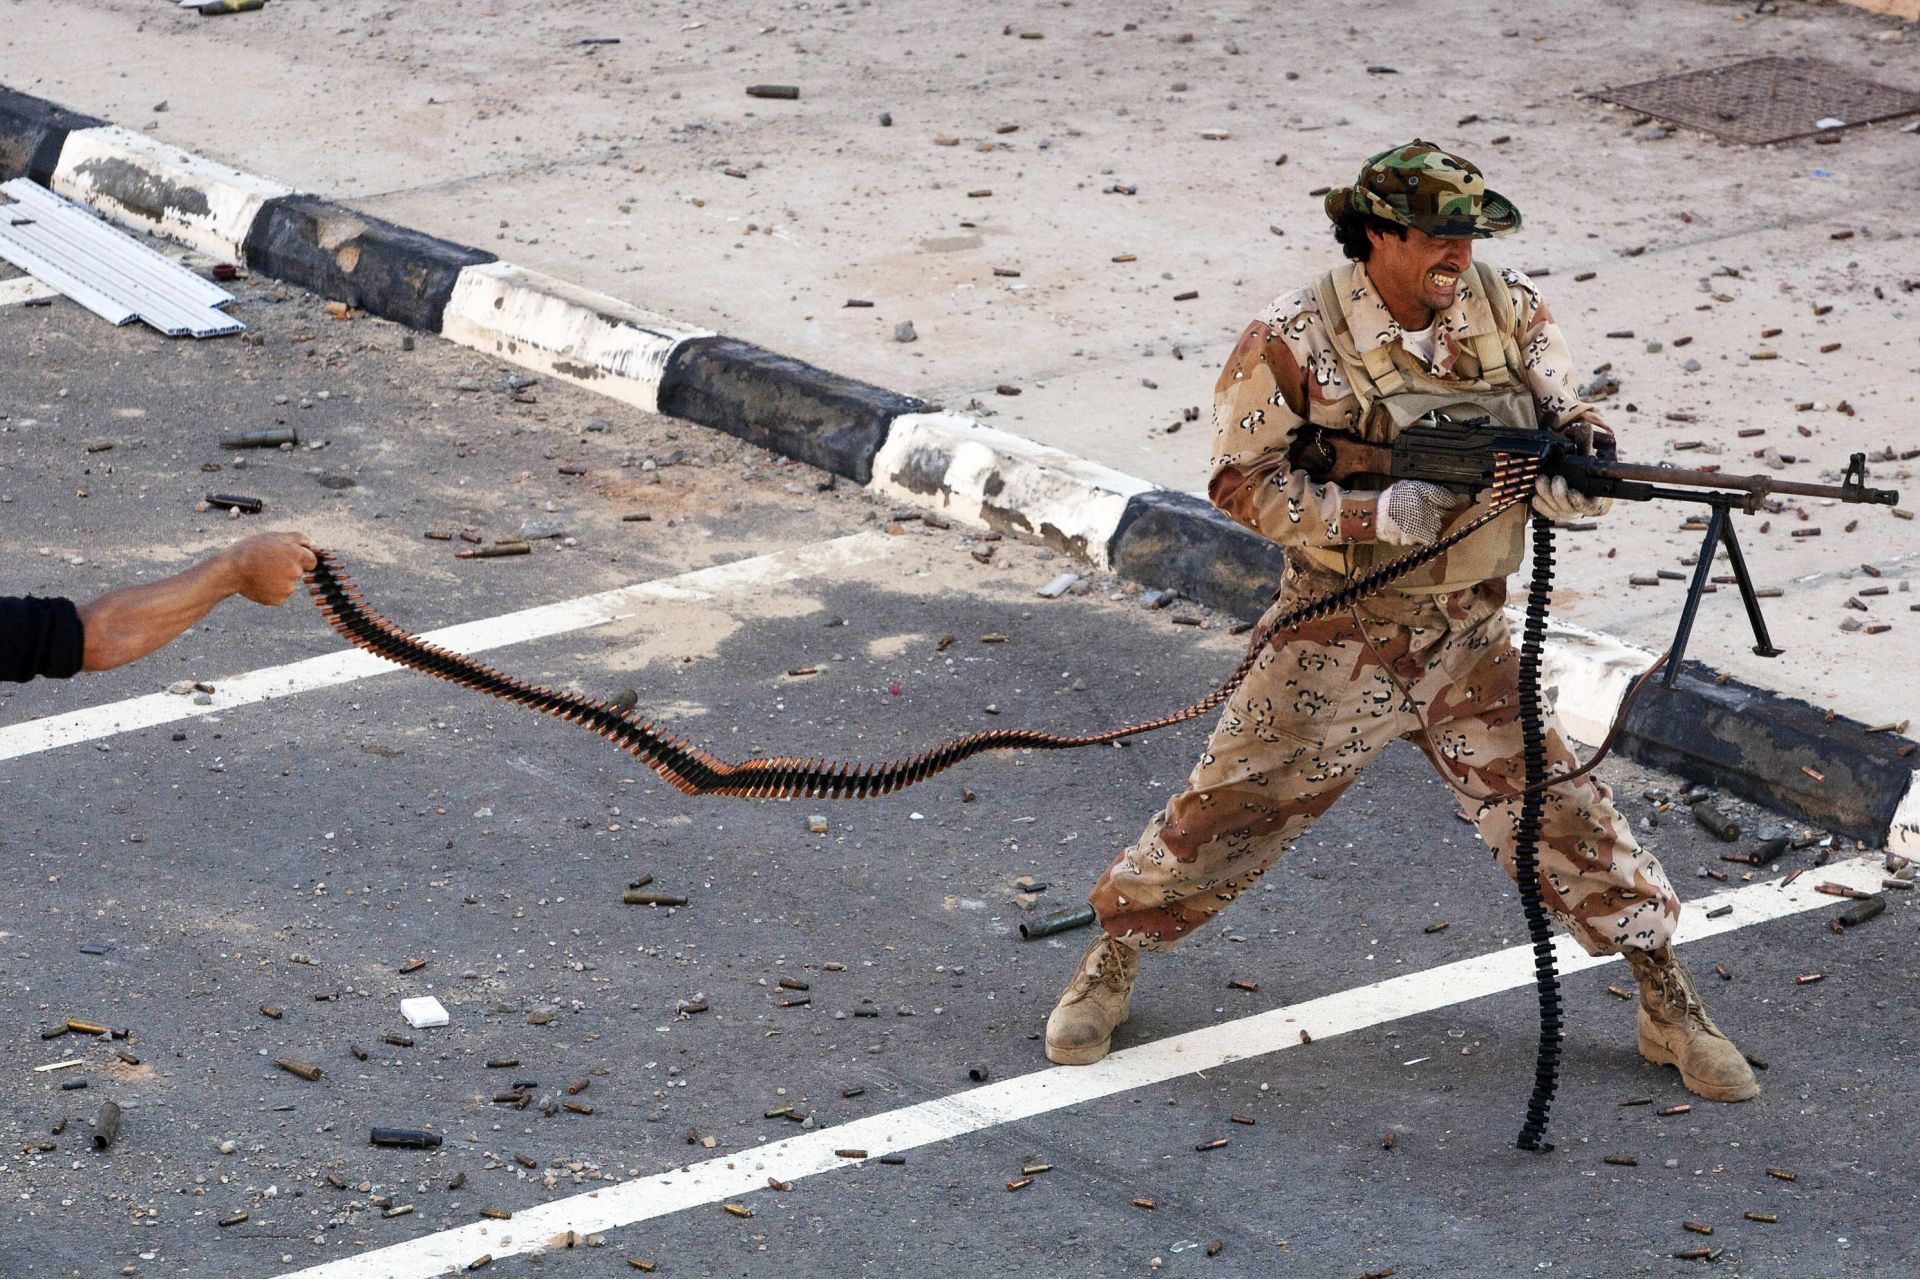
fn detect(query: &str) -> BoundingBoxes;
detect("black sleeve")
[0,596,85,682]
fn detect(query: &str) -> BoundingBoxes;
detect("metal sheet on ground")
[0,177,241,336]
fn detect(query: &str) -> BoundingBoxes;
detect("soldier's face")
[1368,227,1475,324]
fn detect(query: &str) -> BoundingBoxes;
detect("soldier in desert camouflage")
[1045,142,1759,1104]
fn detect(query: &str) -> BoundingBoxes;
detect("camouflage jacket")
[1208,259,1605,554]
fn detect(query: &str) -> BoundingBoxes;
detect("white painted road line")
[272,854,1886,1279]
[0,533,897,763]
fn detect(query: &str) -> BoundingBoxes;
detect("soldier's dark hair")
[1331,207,1407,262]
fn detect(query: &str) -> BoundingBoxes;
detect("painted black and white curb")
[5,84,1913,852]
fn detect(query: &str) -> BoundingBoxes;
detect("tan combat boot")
[1044,933,1139,1066]
[1625,945,1760,1102]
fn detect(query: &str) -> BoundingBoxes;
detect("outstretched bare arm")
[77,531,317,672]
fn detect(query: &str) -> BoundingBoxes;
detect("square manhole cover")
[1594,56,1920,144]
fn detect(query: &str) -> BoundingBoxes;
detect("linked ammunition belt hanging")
[306,457,1544,799]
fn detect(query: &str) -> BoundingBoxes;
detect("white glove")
[1531,474,1613,523]
[1376,481,1470,546]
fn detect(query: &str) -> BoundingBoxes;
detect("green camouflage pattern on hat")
[1322,139,1522,239]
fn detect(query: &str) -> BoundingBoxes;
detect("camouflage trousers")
[1090,569,1680,957]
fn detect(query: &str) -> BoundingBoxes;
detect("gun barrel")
[1573,457,1898,506]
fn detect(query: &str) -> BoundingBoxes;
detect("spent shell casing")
[1705,904,1733,920]
[488,1058,519,1069]
[260,1004,283,1020]
[1657,1104,1692,1116]
[834,1148,868,1159]
[1815,882,1871,900]
[563,1101,594,1115]
[623,891,688,906]
[967,1063,990,1082]
[1230,1115,1256,1125]
[206,493,265,513]
[113,1047,139,1065]
[1673,1247,1712,1260]
[1690,801,1740,842]
[879,1154,906,1165]
[841,1086,864,1098]
[722,1203,754,1218]
[1839,895,1886,927]
[1796,972,1824,984]
[777,977,810,991]
[1683,1221,1714,1235]
[1745,1211,1778,1223]
[512,1154,537,1168]
[745,84,800,99]
[1766,1167,1797,1181]
[1714,963,1732,981]
[218,1211,250,1227]
[1750,836,1791,867]
[1228,979,1259,993]
[448,1171,467,1190]
[767,1177,793,1192]
[1021,1163,1053,1175]
[1132,1197,1157,1210]
[384,1033,414,1047]
[1018,903,1096,940]
[276,1058,323,1082]
[92,1100,122,1150]
[479,1208,513,1220]
[39,1025,68,1040]
[350,1044,369,1061]
[566,1079,590,1095]
[455,541,531,559]
[220,427,298,449]
[61,1079,89,1091]
[369,1127,442,1149]
[628,1261,658,1273]
[467,1256,493,1272]
[1006,1177,1034,1192]
[64,1019,111,1036]
[383,1205,414,1218]
[1195,1137,1229,1151]
[1603,1155,1637,1166]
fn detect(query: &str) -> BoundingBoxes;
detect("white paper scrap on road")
[399,997,449,1029]
[0,178,241,337]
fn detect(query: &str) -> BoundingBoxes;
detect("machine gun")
[1301,415,1901,684]
[1300,412,1899,1151]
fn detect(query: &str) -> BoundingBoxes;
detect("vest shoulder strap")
[1472,260,1525,389]
[1314,266,1402,402]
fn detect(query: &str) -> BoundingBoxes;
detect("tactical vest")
[1301,259,1541,593]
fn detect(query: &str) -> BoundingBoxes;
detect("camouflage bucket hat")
[1323,140,1522,238]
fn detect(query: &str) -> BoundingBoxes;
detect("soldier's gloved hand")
[1376,481,1470,546]
[1531,474,1613,523]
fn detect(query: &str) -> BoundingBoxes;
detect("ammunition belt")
[306,457,1543,799]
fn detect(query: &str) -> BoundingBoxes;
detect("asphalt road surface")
[1,269,1914,1278]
